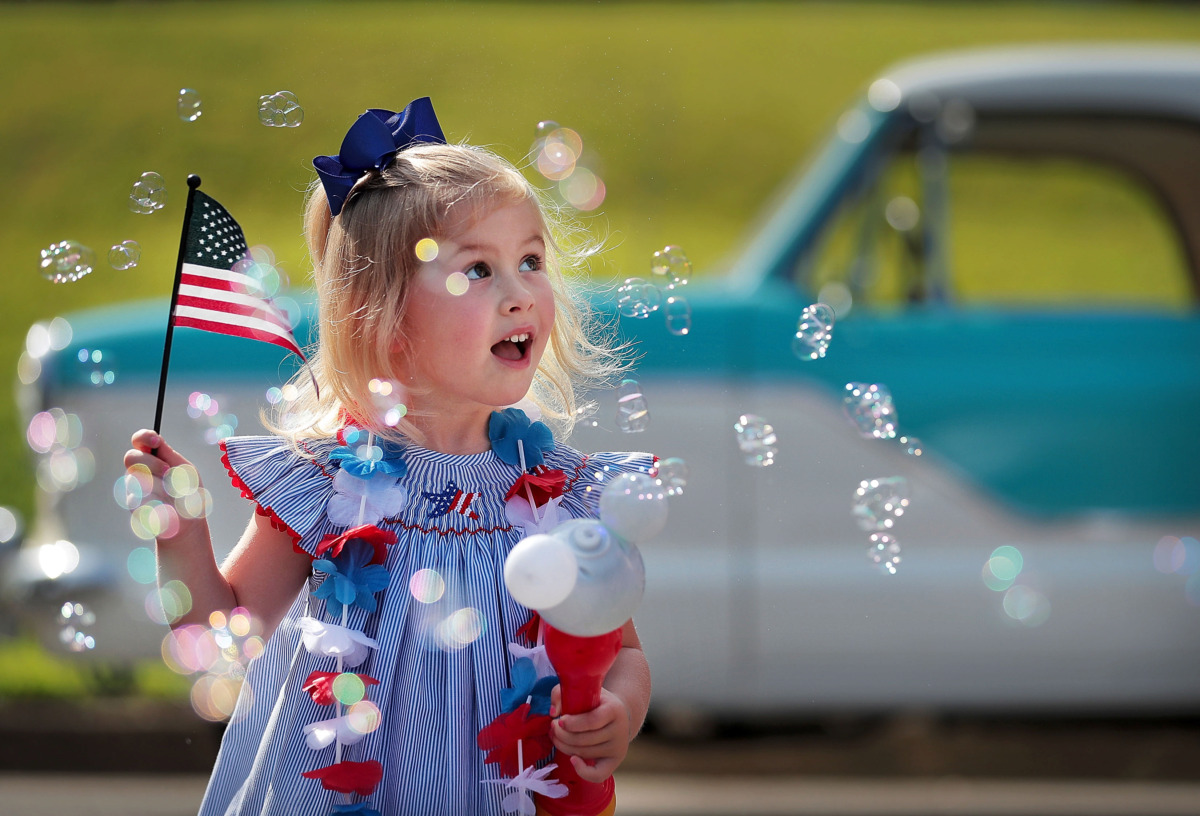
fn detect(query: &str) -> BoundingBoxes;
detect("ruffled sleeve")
[220,435,342,557]
[550,447,659,521]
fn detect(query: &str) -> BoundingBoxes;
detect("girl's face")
[398,198,555,420]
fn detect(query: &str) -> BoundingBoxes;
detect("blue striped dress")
[197,434,655,816]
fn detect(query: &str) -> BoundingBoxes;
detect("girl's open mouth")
[491,332,530,362]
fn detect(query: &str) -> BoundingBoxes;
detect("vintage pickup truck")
[6,44,1200,717]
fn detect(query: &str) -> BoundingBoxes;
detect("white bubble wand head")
[504,472,667,637]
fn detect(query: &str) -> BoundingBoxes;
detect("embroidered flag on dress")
[174,191,306,359]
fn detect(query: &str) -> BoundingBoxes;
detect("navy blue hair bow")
[312,97,447,216]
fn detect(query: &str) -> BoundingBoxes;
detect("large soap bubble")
[598,472,668,543]
[129,172,167,214]
[792,302,835,361]
[39,241,96,283]
[615,379,650,433]
[258,90,304,127]
[177,88,203,122]
[843,383,898,440]
[734,414,777,467]
[616,277,661,318]
[853,477,910,531]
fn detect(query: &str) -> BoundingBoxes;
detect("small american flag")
[174,191,305,359]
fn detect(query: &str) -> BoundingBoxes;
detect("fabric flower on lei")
[301,759,384,796]
[507,641,555,682]
[482,763,569,815]
[327,468,407,527]
[489,408,554,469]
[313,539,391,617]
[331,803,382,816]
[504,467,566,505]
[477,702,554,777]
[514,612,541,647]
[499,657,558,716]
[315,524,396,565]
[329,426,408,479]
[504,494,563,537]
[302,670,380,706]
[297,617,378,667]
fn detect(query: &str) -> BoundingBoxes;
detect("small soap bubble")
[446,271,469,296]
[129,171,167,214]
[127,547,157,585]
[257,90,304,127]
[107,240,142,271]
[535,120,560,139]
[1003,583,1050,626]
[867,532,902,575]
[39,240,96,283]
[664,295,691,336]
[867,79,902,113]
[0,506,19,547]
[843,383,898,440]
[332,672,367,705]
[853,477,910,531]
[114,469,150,510]
[615,379,650,433]
[415,238,439,262]
[436,607,484,651]
[76,347,117,387]
[734,414,777,467]
[885,197,920,232]
[410,568,446,604]
[559,167,606,211]
[347,700,382,735]
[534,127,582,181]
[58,601,97,652]
[792,302,835,361]
[164,464,201,499]
[656,457,689,497]
[650,245,691,290]
[177,88,203,122]
[837,108,871,144]
[898,435,923,457]
[616,277,661,318]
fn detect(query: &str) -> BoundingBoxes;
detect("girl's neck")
[406,404,493,455]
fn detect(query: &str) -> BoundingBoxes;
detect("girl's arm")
[549,618,651,783]
[125,429,311,639]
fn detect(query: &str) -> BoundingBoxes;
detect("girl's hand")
[549,685,633,783]
[123,429,203,538]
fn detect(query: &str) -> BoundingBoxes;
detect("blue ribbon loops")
[312,97,447,216]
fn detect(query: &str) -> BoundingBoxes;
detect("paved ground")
[3,773,1200,816]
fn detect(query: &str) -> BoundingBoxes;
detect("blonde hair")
[267,142,624,448]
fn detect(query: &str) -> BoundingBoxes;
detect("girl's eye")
[464,262,491,281]
[519,254,543,273]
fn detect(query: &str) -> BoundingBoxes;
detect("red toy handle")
[536,623,623,816]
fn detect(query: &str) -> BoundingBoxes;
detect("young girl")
[125,98,654,816]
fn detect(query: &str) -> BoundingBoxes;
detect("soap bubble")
[436,607,484,650]
[177,88,203,122]
[77,348,116,387]
[257,90,304,127]
[187,391,238,444]
[559,166,606,211]
[664,295,691,336]
[39,240,96,283]
[843,383,897,440]
[837,108,871,144]
[347,700,382,735]
[615,379,650,433]
[616,277,661,318]
[332,672,367,705]
[983,545,1024,592]
[656,458,689,497]
[415,238,439,262]
[129,172,167,214]
[853,477,910,531]
[867,79,902,113]
[599,472,668,542]
[1003,583,1050,626]
[734,414,777,467]
[107,240,142,271]
[127,547,157,585]
[898,435,923,457]
[505,533,579,609]
[533,126,582,181]
[792,302,835,361]
[0,507,19,547]
[867,532,902,574]
[38,540,79,580]
[885,196,920,232]
[650,245,691,290]
[446,271,469,296]
[409,568,446,604]
[58,601,96,652]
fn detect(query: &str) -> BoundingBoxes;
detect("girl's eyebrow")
[454,234,545,253]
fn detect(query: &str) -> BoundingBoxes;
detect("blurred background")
[3,1,1200,814]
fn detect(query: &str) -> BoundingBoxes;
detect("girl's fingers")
[570,754,619,783]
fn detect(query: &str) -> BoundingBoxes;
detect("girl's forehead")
[441,196,544,240]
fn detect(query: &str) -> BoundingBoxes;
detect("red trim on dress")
[219,439,310,558]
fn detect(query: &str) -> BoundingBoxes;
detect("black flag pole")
[152,174,202,444]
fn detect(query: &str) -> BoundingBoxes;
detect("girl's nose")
[499,271,536,313]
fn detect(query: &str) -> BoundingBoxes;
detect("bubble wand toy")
[503,472,668,816]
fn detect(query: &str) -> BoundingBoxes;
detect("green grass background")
[2,1,1199,694]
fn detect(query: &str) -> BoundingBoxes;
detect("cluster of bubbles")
[793,302,835,361]
[258,90,304,127]
[530,121,605,211]
[76,347,116,387]
[130,171,167,214]
[18,317,73,386]
[187,391,239,445]
[617,245,693,336]
[1153,536,1200,606]
[265,383,300,406]
[733,414,777,467]
[162,608,266,721]
[107,240,141,271]
[615,379,650,433]
[58,601,96,652]
[981,545,1050,626]
[39,240,96,283]
[855,477,910,574]
[655,457,689,497]
[368,378,408,427]
[177,88,203,122]
[843,382,898,440]
[27,408,94,493]
[116,460,213,543]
